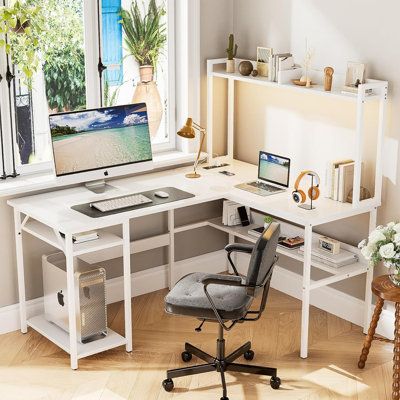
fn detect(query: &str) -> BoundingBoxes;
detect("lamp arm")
[192,121,206,131]
[193,130,206,173]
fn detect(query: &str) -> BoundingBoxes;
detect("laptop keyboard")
[248,182,282,192]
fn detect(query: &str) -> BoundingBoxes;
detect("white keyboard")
[90,194,153,212]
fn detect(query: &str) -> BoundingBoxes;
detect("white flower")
[393,223,400,233]
[358,239,367,249]
[387,222,396,229]
[368,230,386,244]
[361,244,375,260]
[394,233,400,244]
[379,243,396,259]
[376,225,384,230]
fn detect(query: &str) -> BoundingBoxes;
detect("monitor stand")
[85,180,115,194]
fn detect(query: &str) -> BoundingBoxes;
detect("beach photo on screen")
[50,104,152,176]
[259,153,290,185]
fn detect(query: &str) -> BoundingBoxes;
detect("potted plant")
[359,222,400,286]
[226,34,238,73]
[264,215,274,228]
[120,0,166,136]
[0,0,46,87]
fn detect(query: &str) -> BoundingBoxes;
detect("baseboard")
[0,250,394,339]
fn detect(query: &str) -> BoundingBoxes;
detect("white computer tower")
[42,253,108,343]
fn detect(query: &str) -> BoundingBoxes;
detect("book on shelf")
[222,200,250,226]
[298,243,358,268]
[73,231,99,244]
[269,52,292,82]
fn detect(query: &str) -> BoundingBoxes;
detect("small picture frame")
[257,47,273,77]
[343,62,366,93]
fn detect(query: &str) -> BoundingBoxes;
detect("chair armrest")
[224,243,254,254]
[201,274,243,287]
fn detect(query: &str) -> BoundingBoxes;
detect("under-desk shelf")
[207,217,368,279]
[27,315,127,359]
[22,219,123,256]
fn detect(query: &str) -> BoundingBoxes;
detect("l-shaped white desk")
[8,159,377,369]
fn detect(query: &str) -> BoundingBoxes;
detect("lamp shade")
[177,118,196,139]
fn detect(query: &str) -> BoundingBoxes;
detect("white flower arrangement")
[359,221,400,268]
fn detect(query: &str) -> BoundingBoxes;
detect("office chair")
[162,222,281,400]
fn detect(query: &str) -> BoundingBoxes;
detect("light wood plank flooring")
[0,288,394,399]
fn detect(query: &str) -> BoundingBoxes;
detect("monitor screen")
[258,151,291,187]
[50,103,152,176]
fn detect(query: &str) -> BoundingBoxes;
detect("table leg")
[393,302,400,400]
[358,297,384,369]
[65,234,78,370]
[123,221,132,353]
[14,209,27,333]
[168,210,175,289]
[300,224,312,359]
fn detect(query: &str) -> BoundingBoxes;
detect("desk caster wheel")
[244,349,254,361]
[162,378,174,392]
[270,376,281,390]
[181,351,192,362]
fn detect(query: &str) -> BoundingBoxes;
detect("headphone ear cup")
[292,190,306,204]
[308,186,320,200]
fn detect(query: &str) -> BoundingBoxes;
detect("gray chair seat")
[165,272,252,320]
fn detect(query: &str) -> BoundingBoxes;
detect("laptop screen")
[258,151,291,187]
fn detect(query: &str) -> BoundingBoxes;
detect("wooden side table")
[358,275,399,400]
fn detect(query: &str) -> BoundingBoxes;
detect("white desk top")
[8,159,378,234]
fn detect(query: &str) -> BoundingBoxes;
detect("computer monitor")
[50,103,153,192]
[258,151,291,188]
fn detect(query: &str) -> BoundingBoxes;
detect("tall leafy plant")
[119,0,167,68]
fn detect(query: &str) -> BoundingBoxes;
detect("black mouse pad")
[71,187,195,218]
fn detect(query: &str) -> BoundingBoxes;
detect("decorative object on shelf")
[222,200,250,226]
[251,69,258,77]
[292,79,313,87]
[301,38,314,89]
[292,170,320,210]
[346,186,371,203]
[226,33,238,73]
[0,0,46,87]
[238,60,253,76]
[318,236,340,255]
[324,67,334,91]
[120,0,166,137]
[257,47,273,77]
[264,215,274,228]
[343,62,366,94]
[358,221,400,286]
[279,236,304,249]
[177,118,206,179]
[358,275,400,400]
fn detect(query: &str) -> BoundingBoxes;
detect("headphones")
[292,171,320,204]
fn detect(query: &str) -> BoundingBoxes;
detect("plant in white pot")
[226,33,237,73]
[120,0,166,137]
[359,222,400,286]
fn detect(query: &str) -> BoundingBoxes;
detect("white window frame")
[0,0,200,178]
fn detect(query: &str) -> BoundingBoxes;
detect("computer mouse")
[154,191,170,199]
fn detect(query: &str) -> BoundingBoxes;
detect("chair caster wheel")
[181,351,192,362]
[270,376,281,390]
[162,378,174,392]
[244,349,254,361]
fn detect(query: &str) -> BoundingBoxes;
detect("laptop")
[235,151,291,196]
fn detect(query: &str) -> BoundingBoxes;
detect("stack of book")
[222,200,250,226]
[298,243,358,268]
[326,159,359,202]
[269,53,296,82]
[72,231,99,244]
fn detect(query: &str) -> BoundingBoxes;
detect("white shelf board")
[23,219,123,256]
[212,70,381,102]
[27,315,127,359]
[207,217,368,277]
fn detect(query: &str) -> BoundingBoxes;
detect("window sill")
[0,150,203,198]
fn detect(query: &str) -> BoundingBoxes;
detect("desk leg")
[14,209,27,334]
[65,234,78,370]
[300,224,312,359]
[123,221,133,353]
[168,210,175,290]
[364,208,377,334]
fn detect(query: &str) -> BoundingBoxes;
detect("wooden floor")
[0,288,394,400]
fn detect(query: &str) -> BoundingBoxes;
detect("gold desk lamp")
[177,118,206,178]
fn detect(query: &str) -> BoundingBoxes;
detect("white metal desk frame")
[206,58,388,358]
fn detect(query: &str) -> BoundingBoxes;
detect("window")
[0,0,177,177]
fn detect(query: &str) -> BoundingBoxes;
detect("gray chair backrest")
[245,222,280,289]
